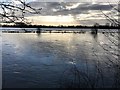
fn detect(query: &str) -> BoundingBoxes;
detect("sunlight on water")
[2,32,119,88]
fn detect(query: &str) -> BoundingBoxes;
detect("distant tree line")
[0,23,119,29]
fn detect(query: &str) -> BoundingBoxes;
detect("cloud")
[28,2,116,16]
[28,0,119,3]
[26,1,118,25]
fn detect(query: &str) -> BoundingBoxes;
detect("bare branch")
[0,0,41,25]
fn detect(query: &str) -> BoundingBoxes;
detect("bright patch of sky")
[25,0,119,26]
[0,0,119,25]
[27,15,80,26]
[66,3,81,10]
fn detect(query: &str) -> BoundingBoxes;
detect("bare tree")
[97,1,120,87]
[101,0,120,26]
[0,0,41,25]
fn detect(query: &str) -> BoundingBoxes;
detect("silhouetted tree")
[91,23,99,34]
[101,1,120,26]
[0,0,41,25]
[99,1,120,87]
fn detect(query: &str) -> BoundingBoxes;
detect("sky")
[0,0,119,26]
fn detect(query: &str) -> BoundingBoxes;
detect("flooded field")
[0,31,2,89]
[2,29,120,88]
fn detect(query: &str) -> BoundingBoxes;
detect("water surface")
[2,31,119,88]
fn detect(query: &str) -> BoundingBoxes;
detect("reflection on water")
[2,32,119,88]
[0,31,2,89]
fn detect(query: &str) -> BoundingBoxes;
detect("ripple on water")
[13,71,21,74]
[5,53,11,55]
[5,44,10,46]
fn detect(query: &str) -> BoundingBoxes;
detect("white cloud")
[30,0,119,3]
[24,1,118,25]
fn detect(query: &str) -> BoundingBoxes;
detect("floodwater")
[0,31,2,90]
[2,30,119,88]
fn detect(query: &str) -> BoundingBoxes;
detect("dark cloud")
[52,3,116,16]
[73,3,115,11]
[89,4,116,10]
[27,2,116,16]
[26,1,118,25]
[79,19,108,25]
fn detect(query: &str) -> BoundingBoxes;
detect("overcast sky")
[0,0,119,26]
